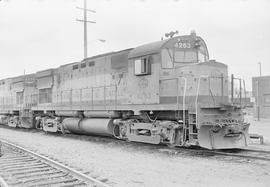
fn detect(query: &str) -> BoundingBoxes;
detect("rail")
[230,75,248,107]
[194,74,227,127]
[178,77,187,144]
[0,177,9,187]
[58,84,118,110]
[28,84,119,111]
[195,75,209,128]
[175,147,270,162]
[0,139,111,187]
[1,74,228,113]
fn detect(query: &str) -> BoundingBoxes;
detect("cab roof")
[128,35,209,59]
[128,39,169,59]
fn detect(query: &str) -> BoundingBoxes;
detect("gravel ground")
[0,115,270,187]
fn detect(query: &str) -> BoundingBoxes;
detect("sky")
[0,0,270,90]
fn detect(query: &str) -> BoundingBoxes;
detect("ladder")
[188,112,198,144]
[185,75,208,145]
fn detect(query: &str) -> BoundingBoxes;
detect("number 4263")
[174,42,191,48]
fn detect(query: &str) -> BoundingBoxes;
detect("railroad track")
[0,125,269,174]
[171,147,270,162]
[0,140,110,187]
[211,148,270,162]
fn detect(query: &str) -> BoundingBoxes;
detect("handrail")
[195,75,209,128]
[195,74,226,127]
[179,77,187,121]
[179,76,187,144]
[58,84,118,109]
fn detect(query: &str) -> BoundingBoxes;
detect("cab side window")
[134,58,151,76]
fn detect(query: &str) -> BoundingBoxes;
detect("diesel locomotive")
[0,32,250,149]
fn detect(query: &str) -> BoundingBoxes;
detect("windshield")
[198,52,206,63]
[174,51,197,63]
[161,50,198,68]
[161,49,173,68]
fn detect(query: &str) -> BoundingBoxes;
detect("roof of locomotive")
[128,38,170,59]
[6,73,35,84]
[0,34,210,82]
[81,48,134,62]
[128,34,209,59]
[59,48,134,69]
[60,34,209,68]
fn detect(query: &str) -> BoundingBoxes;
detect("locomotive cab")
[161,31,209,68]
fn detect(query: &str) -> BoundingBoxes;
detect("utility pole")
[243,79,247,107]
[22,69,26,110]
[83,0,87,59]
[76,0,96,59]
[231,74,234,103]
[256,80,260,121]
[258,62,262,76]
[257,62,261,120]
[239,78,242,106]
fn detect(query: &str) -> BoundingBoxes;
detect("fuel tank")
[61,118,115,137]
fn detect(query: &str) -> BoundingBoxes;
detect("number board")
[174,40,192,49]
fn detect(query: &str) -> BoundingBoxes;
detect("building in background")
[252,76,270,119]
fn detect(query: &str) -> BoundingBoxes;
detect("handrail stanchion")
[91,87,94,110]
[176,78,179,118]
[115,85,117,110]
[104,86,106,110]
[80,88,82,110]
[195,75,209,128]
[243,79,247,107]
[178,77,187,144]
[70,89,72,110]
